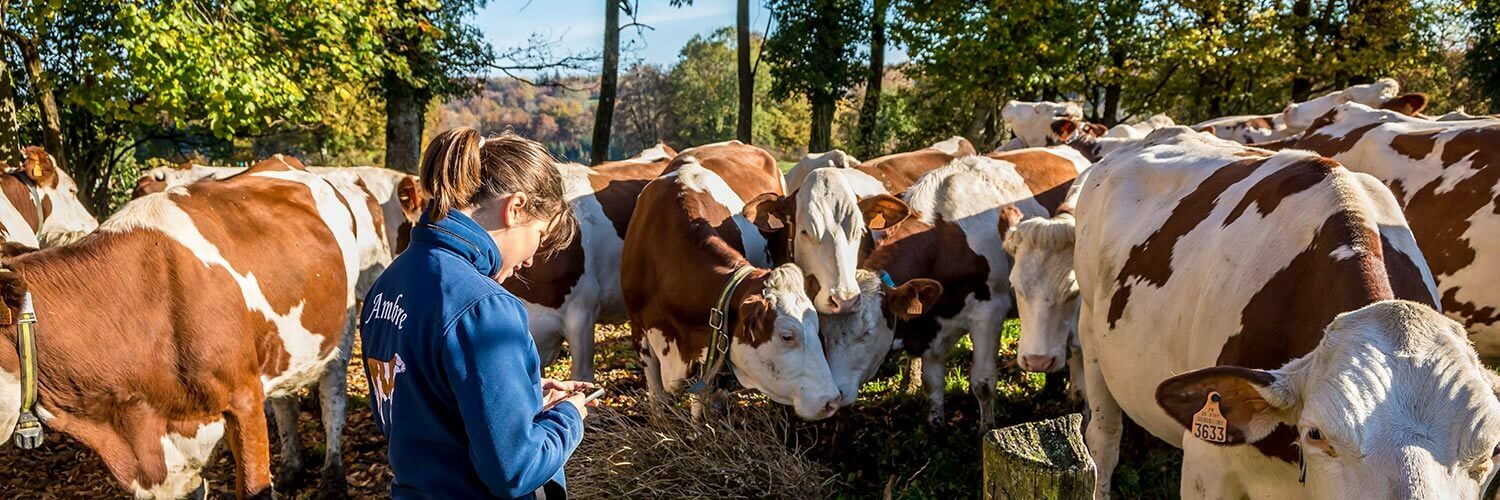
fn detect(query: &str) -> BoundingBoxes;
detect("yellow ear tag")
[30,164,41,178]
[869,213,886,229]
[1192,391,1229,443]
[0,305,13,326]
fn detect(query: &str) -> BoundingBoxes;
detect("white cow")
[0,147,98,248]
[1001,100,1085,150]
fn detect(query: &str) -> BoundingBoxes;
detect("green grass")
[778,160,796,173]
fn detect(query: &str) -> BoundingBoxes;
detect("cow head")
[731,264,842,420]
[16,147,97,247]
[749,172,910,315]
[819,270,941,406]
[1003,100,1084,148]
[1002,206,1078,373]
[1283,78,1402,130]
[1156,300,1500,498]
[928,136,976,156]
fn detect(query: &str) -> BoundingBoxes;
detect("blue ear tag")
[878,270,897,288]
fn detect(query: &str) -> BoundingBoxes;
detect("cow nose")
[818,399,841,419]
[1021,355,1059,373]
[826,293,860,313]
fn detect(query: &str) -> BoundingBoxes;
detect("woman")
[360,128,592,499]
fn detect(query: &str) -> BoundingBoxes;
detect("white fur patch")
[131,420,224,499]
[670,162,770,267]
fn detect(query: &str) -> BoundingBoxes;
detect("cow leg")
[225,388,276,499]
[564,304,597,383]
[269,396,303,486]
[1083,354,1123,500]
[970,320,1002,430]
[317,321,355,499]
[921,349,947,426]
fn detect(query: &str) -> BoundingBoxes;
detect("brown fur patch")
[862,215,990,355]
[988,149,1082,215]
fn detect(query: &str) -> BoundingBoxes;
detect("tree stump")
[983,413,1094,500]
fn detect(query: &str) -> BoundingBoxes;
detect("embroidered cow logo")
[365,353,406,428]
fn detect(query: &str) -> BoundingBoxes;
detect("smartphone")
[581,388,606,403]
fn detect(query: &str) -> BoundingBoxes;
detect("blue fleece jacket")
[360,210,584,499]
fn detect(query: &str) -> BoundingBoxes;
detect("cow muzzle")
[1020,354,1063,373]
[824,292,860,314]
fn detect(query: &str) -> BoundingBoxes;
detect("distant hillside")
[436,77,601,163]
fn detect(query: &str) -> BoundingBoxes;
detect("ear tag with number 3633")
[1192,391,1228,443]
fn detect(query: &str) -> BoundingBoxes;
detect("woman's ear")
[500,192,530,227]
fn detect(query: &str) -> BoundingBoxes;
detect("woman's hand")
[542,378,596,418]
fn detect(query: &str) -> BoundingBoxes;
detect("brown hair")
[420,128,576,254]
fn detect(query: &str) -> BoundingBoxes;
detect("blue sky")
[475,0,907,74]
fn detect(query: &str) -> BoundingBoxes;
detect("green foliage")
[1469,0,1500,112]
[763,0,867,104]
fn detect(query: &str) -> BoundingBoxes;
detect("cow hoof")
[275,462,304,490]
[318,466,349,499]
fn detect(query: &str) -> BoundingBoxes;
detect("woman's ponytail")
[420,127,485,221]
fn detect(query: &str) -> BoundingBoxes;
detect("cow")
[621,141,841,420]
[1193,114,1290,144]
[851,155,1050,428]
[0,147,98,248]
[1103,114,1176,140]
[1000,100,1085,149]
[501,144,675,381]
[135,163,425,254]
[0,155,384,498]
[843,137,975,193]
[784,149,860,193]
[1064,127,1467,498]
[1293,102,1500,361]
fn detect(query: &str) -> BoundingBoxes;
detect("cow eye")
[779,330,797,345]
[1306,428,1322,441]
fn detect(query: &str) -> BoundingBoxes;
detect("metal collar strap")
[688,265,756,395]
[12,291,42,449]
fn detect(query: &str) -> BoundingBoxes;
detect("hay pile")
[569,392,839,498]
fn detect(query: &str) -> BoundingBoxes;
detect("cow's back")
[1075,128,1436,449]
[665,141,784,201]
[857,149,964,193]
[986,147,1089,215]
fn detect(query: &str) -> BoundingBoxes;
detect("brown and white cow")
[1000,100,1086,150]
[1195,78,1429,145]
[1067,127,1478,498]
[0,147,98,248]
[501,144,675,381]
[0,155,383,498]
[622,141,840,420]
[841,156,1050,428]
[135,163,425,254]
[1102,114,1176,140]
[844,137,976,194]
[811,147,1087,413]
[1293,102,1500,361]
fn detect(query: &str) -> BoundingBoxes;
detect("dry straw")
[568,390,840,499]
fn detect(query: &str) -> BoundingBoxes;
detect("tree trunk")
[809,94,835,153]
[983,413,1094,500]
[0,48,21,167]
[591,0,621,165]
[1290,0,1314,102]
[383,72,425,175]
[11,34,63,170]
[855,0,888,157]
[735,0,753,143]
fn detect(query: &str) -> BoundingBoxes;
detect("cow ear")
[999,204,1024,235]
[1196,125,1216,136]
[884,278,942,320]
[858,194,910,230]
[1383,93,1429,115]
[744,192,791,232]
[397,176,426,219]
[1051,119,1079,142]
[21,147,56,186]
[1155,366,1294,446]
[1085,123,1109,137]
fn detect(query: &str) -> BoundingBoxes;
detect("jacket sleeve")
[440,293,585,497]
